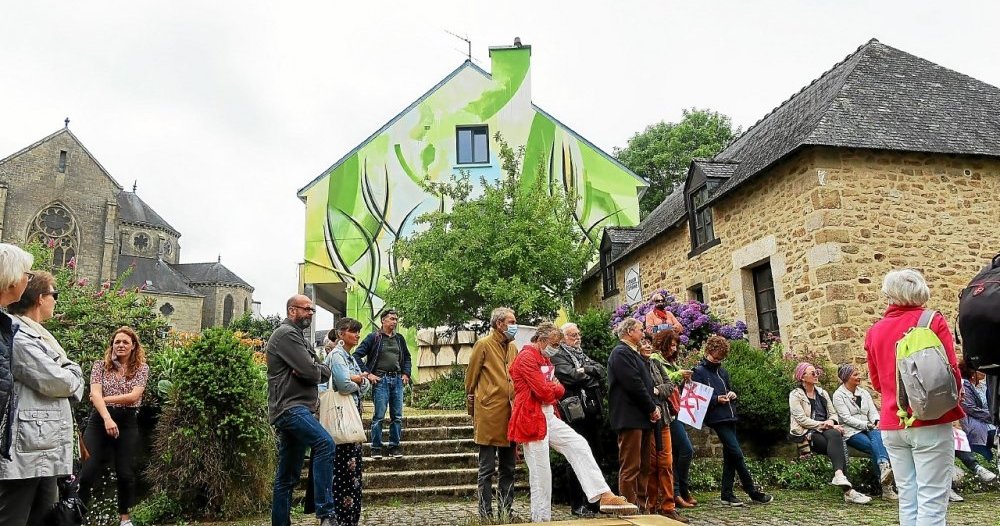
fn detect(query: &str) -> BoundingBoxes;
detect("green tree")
[228,311,281,342]
[384,133,595,330]
[614,108,739,217]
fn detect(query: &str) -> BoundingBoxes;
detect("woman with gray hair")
[0,270,85,526]
[865,268,964,525]
[0,243,34,467]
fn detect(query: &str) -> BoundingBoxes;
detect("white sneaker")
[844,489,871,504]
[121,521,134,526]
[975,464,997,483]
[830,472,852,489]
[881,484,898,501]
[879,460,894,486]
[949,489,964,502]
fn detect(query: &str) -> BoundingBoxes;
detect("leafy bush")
[570,307,618,366]
[130,493,183,526]
[412,367,467,410]
[229,312,282,343]
[724,339,798,455]
[610,288,747,351]
[146,328,274,518]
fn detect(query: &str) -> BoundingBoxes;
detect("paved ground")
[263,489,999,526]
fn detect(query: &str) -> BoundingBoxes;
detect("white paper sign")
[624,263,642,304]
[954,428,971,452]
[677,381,714,430]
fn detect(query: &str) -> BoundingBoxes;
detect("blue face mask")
[504,324,518,340]
[541,345,560,358]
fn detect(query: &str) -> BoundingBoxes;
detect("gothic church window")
[160,303,175,316]
[28,204,78,267]
[133,233,150,250]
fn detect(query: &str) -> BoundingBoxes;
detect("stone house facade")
[578,39,1000,366]
[0,127,256,333]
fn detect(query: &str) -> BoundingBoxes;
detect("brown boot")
[659,509,690,523]
[674,495,695,508]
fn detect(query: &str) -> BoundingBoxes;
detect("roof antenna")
[64,117,70,129]
[444,29,471,61]
[132,180,137,193]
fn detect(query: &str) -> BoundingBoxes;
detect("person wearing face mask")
[550,322,606,517]
[508,322,636,521]
[266,295,337,526]
[465,307,519,522]
[644,293,683,337]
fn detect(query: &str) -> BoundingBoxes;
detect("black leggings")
[810,428,849,473]
[79,408,140,515]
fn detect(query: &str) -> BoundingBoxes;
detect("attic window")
[456,126,489,164]
[58,151,67,173]
[601,243,618,298]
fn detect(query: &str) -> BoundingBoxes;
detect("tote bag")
[319,383,366,444]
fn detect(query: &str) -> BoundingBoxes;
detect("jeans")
[847,429,890,475]
[883,423,954,526]
[371,375,403,450]
[79,408,139,515]
[669,418,694,498]
[477,444,516,519]
[709,422,759,499]
[272,406,336,526]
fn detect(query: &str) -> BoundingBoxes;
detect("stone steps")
[365,481,531,503]
[364,452,478,472]
[362,437,476,456]
[365,425,473,441]
[365,466,529,489]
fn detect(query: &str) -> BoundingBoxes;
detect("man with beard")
[266,294,337,526]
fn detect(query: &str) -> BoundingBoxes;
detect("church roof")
[708,38,1000,206]
[116,192,181,237]
[117,256,202,297]
[173,262,254,291]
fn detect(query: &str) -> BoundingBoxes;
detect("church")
[0,124,255,333]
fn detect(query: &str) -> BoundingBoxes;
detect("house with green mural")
[297,40,645,336]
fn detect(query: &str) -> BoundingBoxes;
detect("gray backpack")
[894,309,960,427]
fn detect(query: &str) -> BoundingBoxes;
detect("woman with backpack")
[865,268,965,526]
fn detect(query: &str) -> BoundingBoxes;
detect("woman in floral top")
[79,326,149,526]
[319,317,370,526]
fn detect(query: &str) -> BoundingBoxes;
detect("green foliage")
[614,108,739,217]
[147,328,274,518]
[688,456,880,494]
[570,307,617,366]
[411,367,467,410]
[131,493,184,526]
[723,339,798,455]
[23,241,170,417]
[385,133,594,330]
[228,311,282,342]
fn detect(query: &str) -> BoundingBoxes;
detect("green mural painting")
[298,45,645,331]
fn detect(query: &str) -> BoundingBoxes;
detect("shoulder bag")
[319,368,367,444]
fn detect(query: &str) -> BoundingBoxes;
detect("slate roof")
[611,190,687,264]
[708,38,1000,206]
[694,160,738,180]
[605,226,641,246]
[117,192,181,237]
[117,256,201,297]
[173,262,254,290]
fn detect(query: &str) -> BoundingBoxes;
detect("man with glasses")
[266,294,338,526]
[354,309,411,459]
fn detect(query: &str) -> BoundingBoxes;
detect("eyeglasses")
[291,305,316,313]
[42,290,59,301]
[25,271,35,282]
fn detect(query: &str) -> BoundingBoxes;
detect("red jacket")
[864,304,965,430]
[507,344,565,443]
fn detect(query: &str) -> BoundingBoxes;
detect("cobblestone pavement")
[268,490,999,526]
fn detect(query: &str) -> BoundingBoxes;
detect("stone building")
[0,126,255,333]
[578,39,1000,365]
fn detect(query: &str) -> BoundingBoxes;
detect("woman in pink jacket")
[864,268,964,526]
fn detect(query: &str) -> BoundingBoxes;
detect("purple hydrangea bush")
[610,288,748,351]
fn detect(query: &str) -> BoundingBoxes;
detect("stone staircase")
[363,412,528,503]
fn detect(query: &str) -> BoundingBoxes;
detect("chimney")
[485,38,532,118]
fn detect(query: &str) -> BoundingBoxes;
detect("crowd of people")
[0,236,997,526]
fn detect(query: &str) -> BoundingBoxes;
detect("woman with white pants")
[864,269,966,526]
[507,323,635,521]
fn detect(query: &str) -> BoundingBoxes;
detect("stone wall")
[0,132,121,282]
[145,292,204,334]
[191,284,253,329]
[118,224,180,264]
[578,147,1000,365]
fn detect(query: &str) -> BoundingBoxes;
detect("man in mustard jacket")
[466,307,519,521]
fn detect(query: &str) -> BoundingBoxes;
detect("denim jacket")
[320,343,371,407]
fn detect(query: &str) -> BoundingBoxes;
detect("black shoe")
[750,492,773,504]
[388,445,403,458]
[720,495,745,507]
[571,505,595,517]
[371,448,382,459]
[320,516,339,526]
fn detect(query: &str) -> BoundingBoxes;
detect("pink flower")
[117,290,127,297]
[101,281,111,289]
[67,256,77,269]
[96,290,106,298]
[46,238,56,248]
[77,278,89,287]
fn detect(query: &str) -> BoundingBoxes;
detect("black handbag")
[45,476,87,526]
[558,395,586,424]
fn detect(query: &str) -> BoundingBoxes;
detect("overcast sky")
[3,1,998,328]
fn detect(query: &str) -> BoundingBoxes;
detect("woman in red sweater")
[864,268,964,526]
[508,322,634,521]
